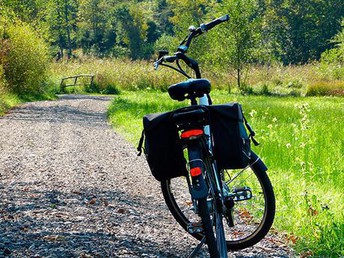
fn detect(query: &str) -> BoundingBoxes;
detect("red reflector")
[181,129,203,139]
[190,167,202,177]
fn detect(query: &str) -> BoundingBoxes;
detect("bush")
[0,64,5,90]
[1,18,49,95]
[306,81,344,96]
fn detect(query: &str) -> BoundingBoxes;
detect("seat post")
[190,96,198,106]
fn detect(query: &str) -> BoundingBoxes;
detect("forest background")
[0,0,343,257]
[1,0,344,98]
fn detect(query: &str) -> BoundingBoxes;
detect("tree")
[112,3,150,59]
[46,0,78,59]
[167,0,213,40]
[77,0,116,55]
[321,19,344,64]
[262,0,344,64]
[0,0,49,36]
[208,0,262,90]
[155,0,174,36]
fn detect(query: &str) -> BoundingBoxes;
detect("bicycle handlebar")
[154,14,229,76]
[200,14,229,33]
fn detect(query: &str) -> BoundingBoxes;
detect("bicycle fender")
[250,152,268,172]
[190,175,208,200]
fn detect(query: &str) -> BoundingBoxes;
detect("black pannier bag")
[139,111,187,181]
[208,103,252,170]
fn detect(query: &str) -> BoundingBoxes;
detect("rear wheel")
[161,153,275,250]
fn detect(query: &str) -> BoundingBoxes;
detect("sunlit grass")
[108,90,344,257]
[51,58,344,96]
[0,91,21,115]
[0,88,56,116]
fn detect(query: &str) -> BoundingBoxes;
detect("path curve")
[0,95,292,257]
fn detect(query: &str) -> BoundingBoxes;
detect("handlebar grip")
[200,14,229,32]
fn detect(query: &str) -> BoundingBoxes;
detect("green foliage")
[46,0,78,59]
[206,0,262,89]
[153,34,180,54]
[0,9,53,115]
[77,0,116,56]
[261,0,344,64]
[0,91,21,115]
[167,0,212,36]
[0,17,50,95]
[321,19,344,64]
[113,3,148,60]
[1,0,49,34]
[2,0,343,64]
[108,91,344,257]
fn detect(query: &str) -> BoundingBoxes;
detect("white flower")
[249,109,257,117]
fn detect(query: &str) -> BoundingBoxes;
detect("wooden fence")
[60,74,94,91]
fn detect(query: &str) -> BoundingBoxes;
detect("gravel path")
[0,95,292,258]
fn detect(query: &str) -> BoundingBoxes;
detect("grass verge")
[0,92,21,116]
[0,91,56,116]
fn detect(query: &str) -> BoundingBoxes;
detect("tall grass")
[108,90,344,257]
[51,58,344,96]
[50,58,186,94]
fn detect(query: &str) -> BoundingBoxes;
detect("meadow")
[49,58,344,97]
[107,90,343,257]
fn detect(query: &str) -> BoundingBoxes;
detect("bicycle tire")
[198,197,220,258]
[161,152,275,251]
[205,159,228,257]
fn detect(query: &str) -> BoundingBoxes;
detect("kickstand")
[187,237,206,258]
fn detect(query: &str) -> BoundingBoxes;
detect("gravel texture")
[0,95,292,258]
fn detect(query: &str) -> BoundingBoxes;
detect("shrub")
[0,64,5,90]
[94,73,121,94]
[259,84,271,95]
[1,19,49,95]
[103,84,121,95]
[306,81,344,96]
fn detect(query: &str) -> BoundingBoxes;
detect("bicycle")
[138,14,275,258]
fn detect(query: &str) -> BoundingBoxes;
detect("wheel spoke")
[161,155,275,250]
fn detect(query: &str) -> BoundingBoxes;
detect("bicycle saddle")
[168,79,211,101]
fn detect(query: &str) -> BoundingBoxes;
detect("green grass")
[0,90,56,116]
[0,92,21,115]
[108,90,344,257]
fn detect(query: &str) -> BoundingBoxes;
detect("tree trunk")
[237,67,241,89]
[59,45,64,60]
[64,0,72,59]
